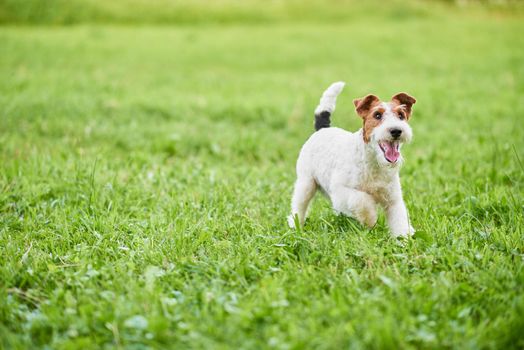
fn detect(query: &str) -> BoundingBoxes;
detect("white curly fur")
[288,82,415,237]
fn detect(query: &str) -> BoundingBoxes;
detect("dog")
[287,82,416,237]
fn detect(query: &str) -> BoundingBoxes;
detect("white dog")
[287,82,416,237]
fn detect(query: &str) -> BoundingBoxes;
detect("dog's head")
[353,92,416,167]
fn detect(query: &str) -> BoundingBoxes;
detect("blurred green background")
[1,0,523,25]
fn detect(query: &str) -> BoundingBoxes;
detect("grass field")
[1,1,524,349]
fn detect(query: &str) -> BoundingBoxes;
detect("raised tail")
[314,81,346,131]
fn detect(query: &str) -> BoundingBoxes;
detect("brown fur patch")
[354,94,381,143]
[392,105,408,121]
[391,92,416,118]
[353,94,379,116]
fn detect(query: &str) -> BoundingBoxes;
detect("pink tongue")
[383,142,400,163]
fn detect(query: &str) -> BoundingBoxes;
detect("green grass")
[1,3,524,349]
[1,0,523,25]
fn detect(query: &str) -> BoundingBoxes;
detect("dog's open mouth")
[379,141,400,163]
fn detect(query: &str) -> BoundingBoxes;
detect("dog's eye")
[373,112,382,120]
[398,113,405,120]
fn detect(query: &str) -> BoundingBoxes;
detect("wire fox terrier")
[287,82,416,237]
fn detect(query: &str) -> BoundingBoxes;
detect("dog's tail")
[314,81,346,131]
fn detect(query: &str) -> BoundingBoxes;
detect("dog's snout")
[390,128,402,139]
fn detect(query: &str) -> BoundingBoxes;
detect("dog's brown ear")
[392,92,416,114]
[353,94,379,118]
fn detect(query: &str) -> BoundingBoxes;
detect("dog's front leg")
[385,197,414,238]
[331,187,377,228]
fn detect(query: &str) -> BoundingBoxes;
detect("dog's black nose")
[390,128,402,139]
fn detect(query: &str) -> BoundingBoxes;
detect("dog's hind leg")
[288,178,317,228]
[331,187,377,228]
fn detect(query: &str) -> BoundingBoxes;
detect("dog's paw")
[359,205,378,228]
[391,225,415,238]
[287,214,297,229]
